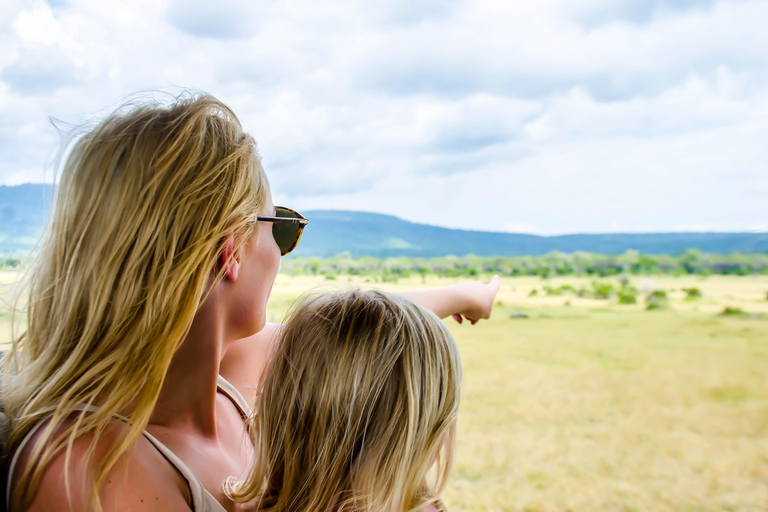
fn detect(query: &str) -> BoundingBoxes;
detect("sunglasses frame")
[257,206,308,256]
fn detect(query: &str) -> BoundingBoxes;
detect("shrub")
[2,258,20,269]
[721,306,746,316]
[528,289,538,297]
[592,282,616,300]
[645,289,669,310]
[545,284,575,296]
[684,287,703,300]
[618,289,638,304]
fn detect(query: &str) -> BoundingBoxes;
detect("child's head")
[230,288,462,512]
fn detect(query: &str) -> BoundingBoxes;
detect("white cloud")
[12,1,63,46]
[165,0,265,39]
[0,0,766,233]
[504,222,540,234]
[1,46,81,94]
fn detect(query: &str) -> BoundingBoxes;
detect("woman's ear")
[218,235,241,282]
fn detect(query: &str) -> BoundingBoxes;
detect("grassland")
[3,272,768,511]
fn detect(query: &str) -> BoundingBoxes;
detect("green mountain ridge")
[295,210,768,258]
[2,184,767,258]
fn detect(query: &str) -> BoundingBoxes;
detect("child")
[227,288,462,512]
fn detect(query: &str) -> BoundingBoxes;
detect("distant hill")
[0,183,54,254]
[296,210,768,258]
[1,184,767,257]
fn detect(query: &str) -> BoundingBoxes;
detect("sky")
[1,0,767,234]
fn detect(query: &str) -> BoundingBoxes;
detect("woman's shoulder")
[10,418,192,511]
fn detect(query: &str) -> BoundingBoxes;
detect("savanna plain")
[2,272,767,512]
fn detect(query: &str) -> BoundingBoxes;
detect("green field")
[3,273,768,511]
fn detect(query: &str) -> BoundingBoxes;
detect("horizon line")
[3,183,767,237]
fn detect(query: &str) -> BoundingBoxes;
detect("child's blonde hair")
[228,288,462,512]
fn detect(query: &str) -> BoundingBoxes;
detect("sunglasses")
[257,206,308,256]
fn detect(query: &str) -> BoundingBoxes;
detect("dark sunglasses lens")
[272,207,303,255]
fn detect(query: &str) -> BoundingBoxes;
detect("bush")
[721,306,746,316]
[528,289,538,297]
[684,287,703,300]
[592,282,616,300]
[544,284,576,296]
[618,289,638,304]
[645,289,669,310]
[2,258,20,269]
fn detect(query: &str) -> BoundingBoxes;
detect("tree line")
[280,249,768,281]
[4,249,767,279]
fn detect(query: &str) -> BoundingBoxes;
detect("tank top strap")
[5,404,228,512]
[138,426,227,512]
[216,375,251,420]
[5,416,48,510]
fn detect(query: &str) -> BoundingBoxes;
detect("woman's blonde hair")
[2,93,268,510]
[228,288,462,512]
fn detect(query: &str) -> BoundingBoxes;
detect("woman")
[1,93,498,511]
[227,289,461,512]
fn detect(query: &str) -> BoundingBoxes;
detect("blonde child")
[228,289,462,512]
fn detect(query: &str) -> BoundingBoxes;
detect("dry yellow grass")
[0,270,24,343]
[3,272,767,511]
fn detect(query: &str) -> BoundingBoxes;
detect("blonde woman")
[228,289,461,512]
[1,93,498,512]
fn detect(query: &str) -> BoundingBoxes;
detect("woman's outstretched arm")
[400,274,500,323]
[220,276,501,403]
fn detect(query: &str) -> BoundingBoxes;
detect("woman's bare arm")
[400,275,500,323]
[220,276,501,403]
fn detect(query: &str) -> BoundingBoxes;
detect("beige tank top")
[6,375,251,512]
